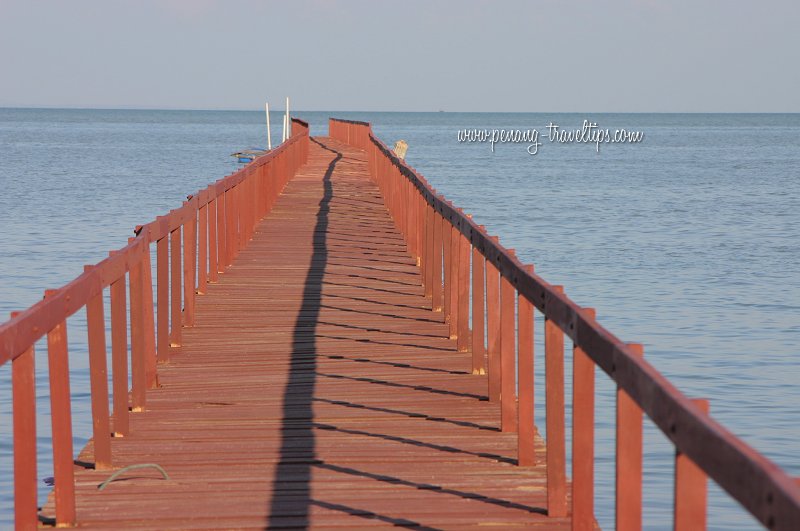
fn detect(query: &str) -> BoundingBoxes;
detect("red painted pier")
[1,118,799,529]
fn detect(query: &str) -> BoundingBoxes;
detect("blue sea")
[0,109,798,529]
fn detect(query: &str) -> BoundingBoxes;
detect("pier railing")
[0,118,309,529]
[329,117,800,530]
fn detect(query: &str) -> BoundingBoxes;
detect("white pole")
[285,96,290,138]
[282,114,287,143]
[265,101,272,150]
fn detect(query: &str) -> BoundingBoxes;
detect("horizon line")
[1,105,799,115]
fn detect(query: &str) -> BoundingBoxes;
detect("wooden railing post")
[389,162,397,220]
[198,198,208,294]
[449,221,460,339]
[256,165,265,222]
[11,310,37,531]
[242,175,250,241]
[545,285,567,517]
[129,244,147,411]
[675,399,710,530]
[572,307,597,530]
[109,264,129,436]
[84,272,112,470]
[416,190,424,266]
[209,196,219,282]
[500,253,517,433]
[217,190,227,274]
[140,238,158,389]
[471,230,486,375]
[411,184,418,261]
[222,190,231,267]
[156,229,169,362]
[252,161,260,215]
[250,172,257,237]
[389,164,397,223]
[401,171,407,239]
[432,210,444,314]
[231,186,239,256]
[456,229,470,352]
[170,227,182,347]
[486,239,501,402]
[244,174,253,242]
[227,187,237,265]
[517,265,535,466]
[442,214,452,323]
[424,203,434,298]
[44,290,76,526]
[403,178,410,251]
[417,188,423,270]
[183,205,196,327]
[616,342,644,531]
[235,184,244,254]
[405,176,411,241]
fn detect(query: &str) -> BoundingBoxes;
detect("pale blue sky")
[1,0,797,112]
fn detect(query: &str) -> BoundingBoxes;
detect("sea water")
[0,109,798,529]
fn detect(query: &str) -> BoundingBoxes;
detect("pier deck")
[42,138,563,529]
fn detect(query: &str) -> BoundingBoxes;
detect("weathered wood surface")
[42,137,568,529]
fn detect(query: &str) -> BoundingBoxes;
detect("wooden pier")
[1,118,799,529]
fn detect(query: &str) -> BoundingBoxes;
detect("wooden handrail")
[0,118,309,527]
[329,117,800,530]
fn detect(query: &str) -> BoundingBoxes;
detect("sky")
[0,0,798,112]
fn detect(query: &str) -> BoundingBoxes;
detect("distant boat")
[231,148,268,164]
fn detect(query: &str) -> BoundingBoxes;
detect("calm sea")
[0,109,798,529]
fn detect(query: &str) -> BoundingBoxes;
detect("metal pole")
[265,101,272,150]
